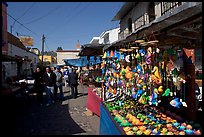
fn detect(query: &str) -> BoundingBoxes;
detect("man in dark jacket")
[68,68,79,99]
[33,67,44,105]
[43,66,56,106]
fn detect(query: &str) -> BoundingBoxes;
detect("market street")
[2,84,100,135]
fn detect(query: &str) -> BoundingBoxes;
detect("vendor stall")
[99,35,202,135]
[65,44,107,116]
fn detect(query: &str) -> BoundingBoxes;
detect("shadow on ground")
[1,93,86,135]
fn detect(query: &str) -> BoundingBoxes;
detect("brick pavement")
[1,84,100,135]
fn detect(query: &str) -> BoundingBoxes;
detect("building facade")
[2,32,39,81]
[90,27,120,45]
[39,55,57,66]
[56,50,80,65]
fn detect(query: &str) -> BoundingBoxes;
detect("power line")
[17,2,36,21]
[13,2,36,27]
[3,10,41,38]
[24,4,62,25]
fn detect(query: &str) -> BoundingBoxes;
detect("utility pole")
[41,34,45,66]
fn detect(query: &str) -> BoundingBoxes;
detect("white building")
[90,27,120,44]
[56,50,80,66]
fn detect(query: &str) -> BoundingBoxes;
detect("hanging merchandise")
[100,35,201,135]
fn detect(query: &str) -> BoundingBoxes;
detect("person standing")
[43,66,56,106]
[68,69,79,99]
[33,67,44,105]
[52,67,58,101]
[55,67,64,101]
[63,68,69,87]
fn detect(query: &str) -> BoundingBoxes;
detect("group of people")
[33,66,79,106]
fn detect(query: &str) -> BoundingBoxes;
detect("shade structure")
[79,44,110,56]
[64,56,101,67]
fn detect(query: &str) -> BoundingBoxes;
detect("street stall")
[99,35,202,135]
[64,44,109,116]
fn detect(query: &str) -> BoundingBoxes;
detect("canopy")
[64,56,101,67]
[79,44,109,56]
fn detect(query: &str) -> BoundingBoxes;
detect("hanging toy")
[139,49,146,56]
[138,92,147,104]
[162,88,171,96]
[125,55,131,63]
[170,98,182,108]
[120,67,126,76]
[121,53,126,60]
[151,66,162,84]
[146,47,152,65]
[135,89,143,100]
[136,52,141,62]
[150,89,158,106]
[136,64,143,75]
[158,86,163,94]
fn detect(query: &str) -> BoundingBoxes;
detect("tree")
[57,47,63,51]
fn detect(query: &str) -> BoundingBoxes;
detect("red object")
[86,87,102,117]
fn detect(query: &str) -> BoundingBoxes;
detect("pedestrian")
[55,66,64,101]
[52,67,58,101]
[43,66,56,106]
[33,67,44,106]
[68,68,79,99]
[63,68,69,87]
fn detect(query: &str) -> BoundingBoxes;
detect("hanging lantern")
[114,50,117,58]
[110,50,114,58]
[117,52,121,60]
[102,51,107,58]
[106,50,110,58]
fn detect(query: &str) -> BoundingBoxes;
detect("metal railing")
[161,2,183,15]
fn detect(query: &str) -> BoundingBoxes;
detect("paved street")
[2,84,100,135]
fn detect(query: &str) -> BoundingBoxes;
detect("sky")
[7,2,124,52]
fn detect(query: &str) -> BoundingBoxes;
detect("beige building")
[56,50,80,65]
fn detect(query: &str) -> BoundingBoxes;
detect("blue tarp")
[99,103,122,135]
[64,56,101,67]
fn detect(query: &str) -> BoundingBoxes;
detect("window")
[161,2,182,15]
[148,2,156,22]
[128,18,132,33]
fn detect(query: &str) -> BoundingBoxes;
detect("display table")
[86,87,102,116]
[99,102,124,135]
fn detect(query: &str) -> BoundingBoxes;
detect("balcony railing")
[118,29,129,40]
[118,13,150,40]
[134,13,149,30]
[161,2,183,15]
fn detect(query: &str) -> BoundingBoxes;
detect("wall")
[56,51,80,65]
[2,3,8,54]
[109,28,120,44]
[2,61,17,80]
[8,43,39,75]
[120,2,149,32]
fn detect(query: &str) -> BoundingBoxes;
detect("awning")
[64,56,102,67]
[79,44,109,56]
